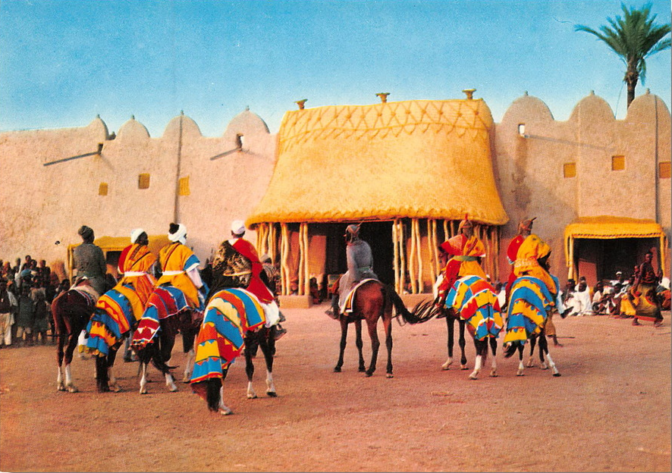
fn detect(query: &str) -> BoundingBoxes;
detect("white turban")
[231,220,246,236]
[130,228,145,244]
[168,223,187,244]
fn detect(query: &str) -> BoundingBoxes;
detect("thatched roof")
[247,99,509,227]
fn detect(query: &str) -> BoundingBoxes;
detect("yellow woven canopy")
[564,216,665,240]
[247,99,509,227]
[564,216,668,277]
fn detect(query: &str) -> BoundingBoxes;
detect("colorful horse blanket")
[86,285,137,356]
[444,275,502,341]
[131,284,203,351]
[190,288,265,389]
[503,276,555,346]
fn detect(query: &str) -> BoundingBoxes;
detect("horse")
[190,287,274,415]
[84,286,150,393]
[439,275,503,380]
[50,282,98,392]
[332,279,434,378]
[431,273,469,371]
[503,275,561,377]
[131,284,203,394]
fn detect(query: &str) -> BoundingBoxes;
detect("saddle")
[341,278,378,315]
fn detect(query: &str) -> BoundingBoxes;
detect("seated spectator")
[592,281,616,315]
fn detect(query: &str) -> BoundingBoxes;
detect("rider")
[326,223,377,319]
[435,215,487,305]
[155,223,207,310]
[210,220,282,330]
[72,225,108,298]
[506,217,557,301]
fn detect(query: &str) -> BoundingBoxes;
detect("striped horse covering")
[190,288,266,388]
[86,285,137,356]
[131,285,198,351]
[503,275,555,347]
[445,275,503,341]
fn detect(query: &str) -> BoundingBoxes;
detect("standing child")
[31,283,49,345]
[16,285,36,347]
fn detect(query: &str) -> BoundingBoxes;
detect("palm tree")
[575,3,670,107]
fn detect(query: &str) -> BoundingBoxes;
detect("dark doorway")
[574,237,660,283]
[324,221,395,285]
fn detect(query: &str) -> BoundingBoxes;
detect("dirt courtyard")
[1,303,670,472]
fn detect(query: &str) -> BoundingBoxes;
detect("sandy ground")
[0,304,670,472]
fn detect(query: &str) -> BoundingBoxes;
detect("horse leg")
[364,318,380,378]
[244,333,258,399]
[218,369,233,415]
[516,345,526,376]
[526,337,537,367]
[258,329,277,397]
[458,319,468,370]
[355,319,366,373]
[181,328,196,383]
[107,346,122,392]
[63,332,80,393]
[539,332,561,377]
[56,334,66,391]
[469,339,484,380]
[137,344,154,394]
[155,331,178,392]
[383,313,393,378]
[489,337,498,377]
[333,318,349,373]
[95,355,110,393]
[442,316,455,370]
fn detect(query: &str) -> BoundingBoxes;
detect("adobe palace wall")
[1,91,669,284]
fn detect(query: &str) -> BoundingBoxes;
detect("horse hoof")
[516,372,525,377]
[553,373,561,377]
[358,367,366,373]
[441,362,452,371]
[386,373,394,379]
[460,365,469,370]
[490,372,498,378]
[57,385,66,392]
[247,393,258,399]
[67,386,78,393]
[365,372,373,378]
[219,409,233,416]
[333,367,341,373]
[469,374,478,380]
[267,391,278,397]
[140,388,148,395]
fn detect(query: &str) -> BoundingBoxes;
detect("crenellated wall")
[0,109,277,276]
[1,91,669,285]
[496,90,671,282]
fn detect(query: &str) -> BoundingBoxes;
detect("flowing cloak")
[338,240,378,307]
[445,275,502,341]
[437,234,487,299]
[190,288,265,401]
[230,238,274,304]
[85,244,157,356]
[155,242,202,309]
[511,234,556,298]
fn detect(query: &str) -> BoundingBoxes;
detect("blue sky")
[1,0,670,137]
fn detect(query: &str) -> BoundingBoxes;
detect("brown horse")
[332,279,432,378]
[51,283,97,392]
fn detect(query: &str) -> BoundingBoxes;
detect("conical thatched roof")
[247,99,508,227]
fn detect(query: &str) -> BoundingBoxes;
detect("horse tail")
[385,284,436,325]
[503,341,520,359]
[205,378,222,412]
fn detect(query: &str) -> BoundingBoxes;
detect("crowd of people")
[0,255,71,348]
